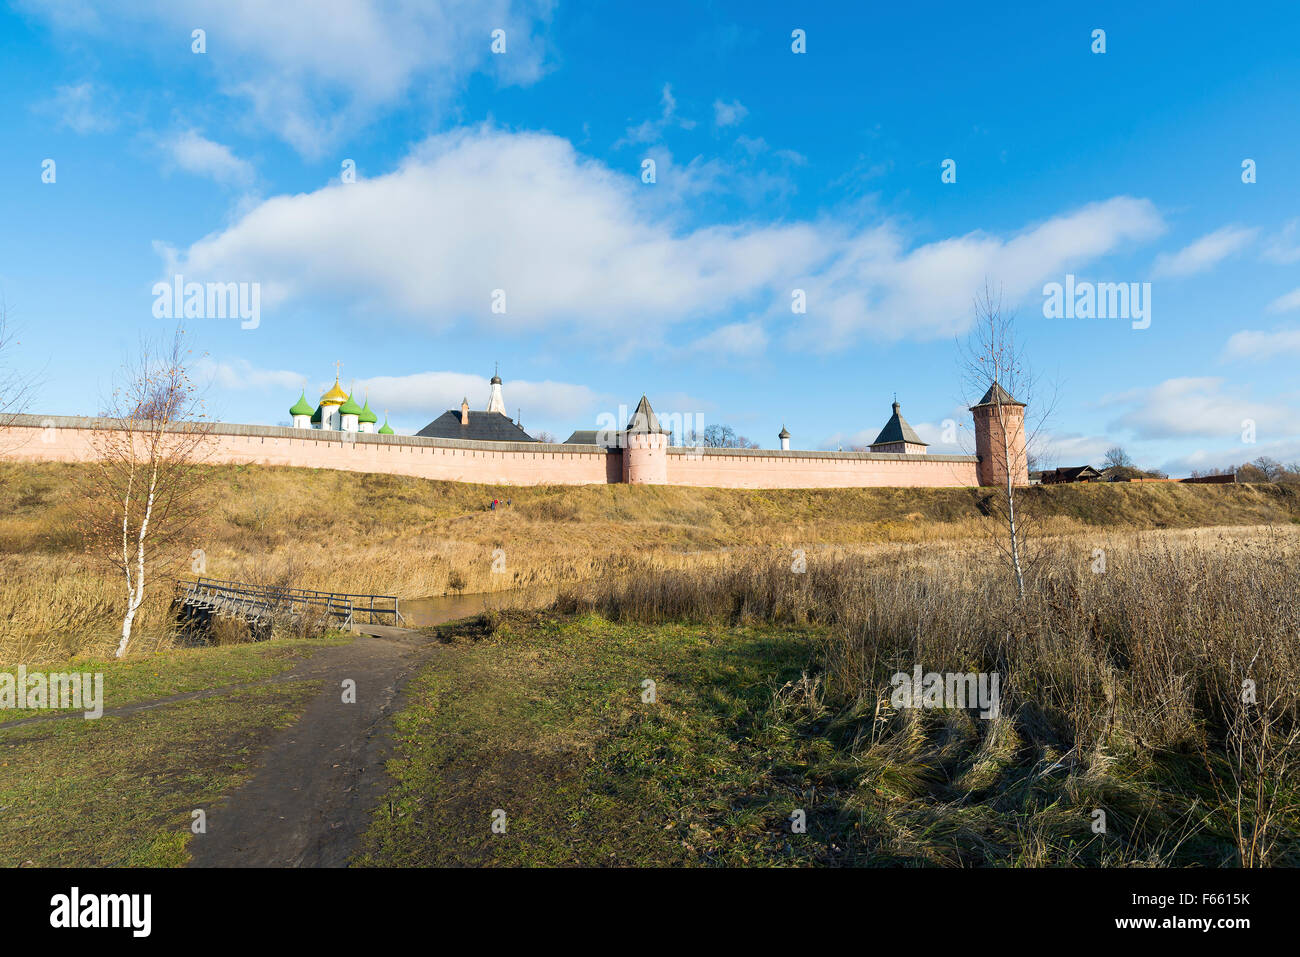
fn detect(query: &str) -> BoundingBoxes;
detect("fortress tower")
[622,394,670,485]
[970,382,1028,487]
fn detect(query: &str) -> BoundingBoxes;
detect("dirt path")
[187,629,434,868]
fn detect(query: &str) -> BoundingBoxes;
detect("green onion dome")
[290,391,314,417]
[378,416,394,435]
[358,397,379,424]
[338,393,363,416]
[310,404,323,424]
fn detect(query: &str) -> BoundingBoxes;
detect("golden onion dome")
[320,378,350,405]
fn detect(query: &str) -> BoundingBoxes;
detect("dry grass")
[555,526,1300,865]
[0,460,1296,663]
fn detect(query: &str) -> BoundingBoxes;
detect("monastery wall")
[0,416,980,489]
[664,448,978,489]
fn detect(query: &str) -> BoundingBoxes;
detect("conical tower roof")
[970,381,1025,409]
[870,400,928,448]
[625,394,670,434]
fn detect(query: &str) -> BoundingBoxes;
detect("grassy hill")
[1,460,1296,661]
[2,459,1296,867]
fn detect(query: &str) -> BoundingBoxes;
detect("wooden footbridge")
[174,576,405,639]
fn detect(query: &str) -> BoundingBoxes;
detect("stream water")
[398,582,568,628]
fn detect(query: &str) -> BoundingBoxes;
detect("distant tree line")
[679,424,760,449]
[1102,446,1300,484]
[1191,457,1300,484]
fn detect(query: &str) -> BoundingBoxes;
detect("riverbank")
[3,461,1296,662]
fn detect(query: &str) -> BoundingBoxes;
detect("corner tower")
[970,382,1028,487]
[622,395,670,485]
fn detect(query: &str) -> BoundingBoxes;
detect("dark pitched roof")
[970,381,1025,409]
[416,410,537,442]
[869,402,927,448]
[625,395,670,434]
[1043,465,1102,483]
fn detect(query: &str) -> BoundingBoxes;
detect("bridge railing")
[177,577,403,626]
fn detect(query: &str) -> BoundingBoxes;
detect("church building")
[288,375,393,435]
[415,369,537,442]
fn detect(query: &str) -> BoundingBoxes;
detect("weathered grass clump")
[557,527,1300,865]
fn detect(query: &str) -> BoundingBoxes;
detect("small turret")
[486,364,506,415]
[778,424,791,451]
[460,397,470,426]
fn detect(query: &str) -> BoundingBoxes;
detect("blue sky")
[1,0,1296,473]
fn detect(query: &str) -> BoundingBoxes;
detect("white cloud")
[352,370,601,423]
[20,0,554,155]
[195,357,306,392]
[684,321,767,357]
[617,83,696,147]
[1031,431,1115,469]
[42,82,116,134]
[1151,225,1256,278]
[1102,377,1290,440]
[1265,287,1300,314]
[162,130,255,186]
[713,98,748,128]
[1223,326,1300,360]
[792,195,1165,348]
[1262,219,1300,264]
[159,127,1167,353]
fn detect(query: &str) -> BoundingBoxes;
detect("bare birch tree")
[79,329,212,656]
[959,284,1054,600]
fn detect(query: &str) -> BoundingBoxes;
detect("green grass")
[355,612,820,866]
[357,612,1299,867]
[0,635,350,715]
[0,637,338,866]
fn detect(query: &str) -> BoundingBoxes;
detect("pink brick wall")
[0,421,612,486]
[664,451,978,488]
[0,418,979,489]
